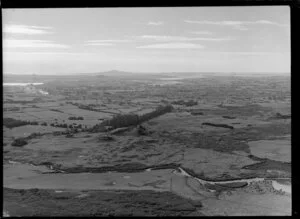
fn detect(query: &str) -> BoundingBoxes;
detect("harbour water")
[3,83,44,86]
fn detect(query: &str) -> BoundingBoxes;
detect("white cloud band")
[3,39,69,48]
[137,42,205,49]
[3,24,53,35]
[184,20,287,31]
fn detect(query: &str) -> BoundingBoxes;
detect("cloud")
[6,52,81,55]
[3,24,53,35]
[84,43,115,46]
[184,20,286,30]
[86,39,133,43]
[190,31,213,35]
[3,39,69,48]
[138,35,233,41]
[84,39,133,46]
[148,21,164,26]
[137,42,205,49]
[216,51,286,56]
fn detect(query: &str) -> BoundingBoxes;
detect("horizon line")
[3,70,291,76]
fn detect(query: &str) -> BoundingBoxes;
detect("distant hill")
[93,70,135,76]
[3,70,289,80]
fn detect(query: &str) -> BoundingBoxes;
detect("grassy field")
[3,73,291,216]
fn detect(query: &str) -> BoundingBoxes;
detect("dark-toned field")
[4,188,203,216]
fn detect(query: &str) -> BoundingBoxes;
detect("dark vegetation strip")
[4,98,42,104]
[3,188,202,217]
[222,116,236,119]
[49,109,64,113]
[190,111,204,116]
[202,122,234,129]
[10,126,89,147]
[88,104,173,132]
[3,118,39,129]
[68,116,84,120]
[3,107,20,112]
[66,102,119,115]
[39,162,180,174]
[171,100,198,107]
[242,156,291,174]
[11,132,47,147]
[204,182,248,193]
[269,113,291,120]
[180,167,258,182]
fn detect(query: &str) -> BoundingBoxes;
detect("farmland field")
[3,72,291,216]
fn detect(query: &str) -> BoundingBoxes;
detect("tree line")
[90,104,174,131]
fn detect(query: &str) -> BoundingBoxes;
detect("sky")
[2,6,290,74]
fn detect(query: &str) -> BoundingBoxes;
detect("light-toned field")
[145,111,272,134]
[258,102,291,115]
[4,125,66,138]
[248,139,291,162]
[4,163,173,192]
[201,191,291,216]
[4,112,40,121]
[182,148,259,179]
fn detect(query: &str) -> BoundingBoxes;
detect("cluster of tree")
[273,113,291,120]
[222,116,236,119]
[171,100,198,107]
[50,122,85,130]
[32,97,43,102]
[52,128,82,136]
[26,132,43,140]
[137,125,147,135]
[11,137,28,147]
[40,122,48,126]
[50,123,68,128]
[50,109,64,113]
[202,122,234,130]
[86,124,108,133]
[3,107,20,112]
[67,101,100,112]
[11,132,45,147]
[68,116,84,120]
[88,104,174,132]
[191,111,204,116]
[3,118,39,129]
[67,101,118,114]
[101,114,140,129]
[139,104,174,123]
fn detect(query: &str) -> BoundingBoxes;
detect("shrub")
[171,100,197,107]
[101,114,140,129]
[202,122,234,129]
[68,116,84,120]
[222,116,236,119]
[66,134,73,138]
[139,104,173,123]
[11,138,28,147]
[3,118,28,129]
